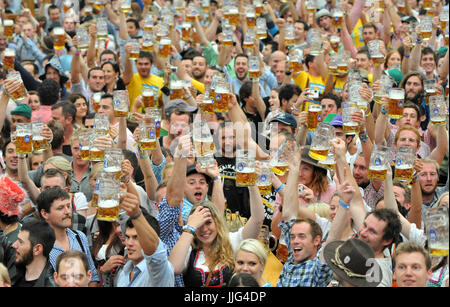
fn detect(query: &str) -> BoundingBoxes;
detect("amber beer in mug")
[423,0,432,10]
[200,97,214,114]
[113,90,129,118]
[3,20,14,39]
[236,149,256,186]
[104,148,123,181]
[158,38,171,58]
[307,104,322,131]
[181,23,192,41]
[6,72,27,102]
[214,82,230,113]
[32,121,49,153]
[169,80,183,100]
[330,36,340,53]
[3,48,15,70]
[53,27,66,50]
[97,180,120,221]
[228,7,239,26]
[368,145,389,181]
[256,162,272,196]
[15,123,33,154]
[142,88,155,108]
[138,119,157,150]
[388,88,405,119]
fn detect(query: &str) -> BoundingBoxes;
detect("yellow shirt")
[353,19,365,50]
[293,71,326,110]
[126,73,164,110]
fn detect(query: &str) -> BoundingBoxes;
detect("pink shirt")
[31,105,53,124]
[275,183,337,209]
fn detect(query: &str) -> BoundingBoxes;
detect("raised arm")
[428,123,448,165]
[166,134,190,207]
[241,185,265,239]
[120,191,159,255]
[282,144,301,221]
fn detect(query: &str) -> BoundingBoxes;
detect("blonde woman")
[0,263,11,287]
[169,184,264,287]
[234,239,270,287]
[307,202,331,220]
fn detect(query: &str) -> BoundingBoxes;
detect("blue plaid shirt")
[156,196,184,287]
[49,228,100,283]
[276,219,333,287]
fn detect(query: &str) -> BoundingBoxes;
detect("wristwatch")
[212,175,221,182]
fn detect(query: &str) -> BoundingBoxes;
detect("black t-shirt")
[13,275,38,287]
[215,155,251,219]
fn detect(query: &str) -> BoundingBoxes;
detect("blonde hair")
[235,239,267,267]
[44,156,72,186]
[162,162,174,181]
[190,201,235,271]
[437,192,449,207]
[90,161,106,180]
[394,125,421,149]
[308,202,331,220]
[0,263,11,286]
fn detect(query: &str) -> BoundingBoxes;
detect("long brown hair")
[190,201,235,272]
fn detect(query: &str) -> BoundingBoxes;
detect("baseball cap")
[164,99,198,118]
[186,164,212,184]
[270,112,298,130]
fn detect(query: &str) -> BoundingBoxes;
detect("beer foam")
[98,199,119,208]
[105,166,121,173]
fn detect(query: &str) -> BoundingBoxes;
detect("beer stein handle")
[269,233,278,253]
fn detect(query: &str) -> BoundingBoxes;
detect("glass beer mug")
[256,161,273,196]
[307,104,322,131]
[429,95,447,126]
[94,113,110,135]
[142,87,155,108]
[32,121,49,153]
[368,145,390,181]
[97,178,121,222]
[89,130,106,161]
[394,146,415,182]
[138,118,157,150]
[248,56,261,79]
[78,129,94,161]
[6,71,27,102]
[309,123,334,161]
[235,149,256,186]
[53,27,66,50]
[3,48,15,70]
[15,123,33,154]
[104,148,123,181]
[193,120,216,157]
[145,107,162,138]
[388,88,405,119]
[424,206,449,257]
[214,80,230,113]
[113,90,130,118]
[269,137,296,176]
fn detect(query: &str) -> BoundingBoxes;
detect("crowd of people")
[0,0,449,288]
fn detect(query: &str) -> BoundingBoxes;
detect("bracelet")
[339,200,350,209]
[274,184,285,194]
[213,175,221,181]
[404,54,410,59]
[130,210,142,220]
[182,225,196,235]
[380,106,388,115]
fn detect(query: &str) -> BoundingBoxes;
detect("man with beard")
[37,187,100,286]
[229,53,278,99]
[399,71,429,130]
[0,219,56,287]
[418,158,449,211]
[353,154,370,189]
